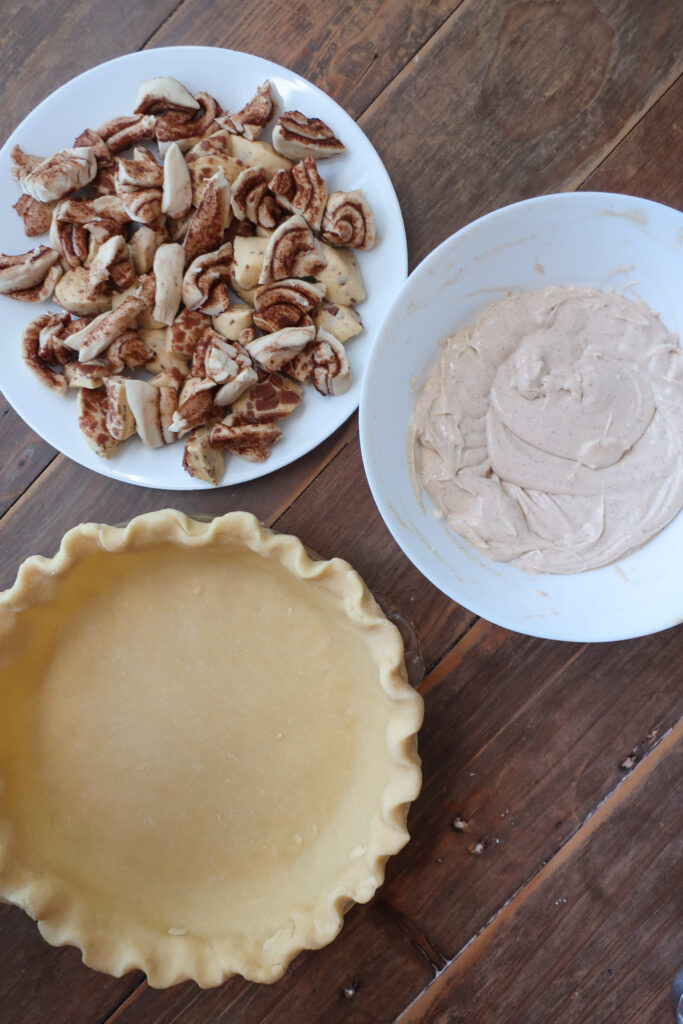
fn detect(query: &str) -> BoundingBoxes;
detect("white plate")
[0,46,406,489]
[360,192,683,642]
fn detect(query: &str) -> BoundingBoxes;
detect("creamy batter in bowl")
[410,286,683,574]
[360,191,683,641]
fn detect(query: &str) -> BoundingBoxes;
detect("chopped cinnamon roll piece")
[183,425,224,484]
[88,235,136,296]
[94,113,156,155]
[321,190,377,250]
[21,312,69,394]
[165,212,193,243]
[170,308,212,356]
[126,377,178,447]
[231,373,302,422]
[182,242,233,311]
[286,328,351,395]
[78,387,123,457]
[253,278,326,332]
[314,302,363,342]
[231,235,269,294]
[51,195,130,258]
[190,330,214,378]
[212,304,253,341]
[202,281,231,316]
[151,243,185,325]
[125,379,166,448]
[246,324,315,373]
[231,167,280,229]
[106,329,151,373]
[209,414,282,462]
[13,194,57,237]
[186,128,234,163]
[170,376,216,435]
[258,214,326,284]
[50,215,88,269]
[50,195,129,271]
[272,111,345,160]
[156,92,222,156]
[269,157,327,232]
[63,360,109,389]
[186,131,246,204]
[134,77,200,116]
[139,326,189,376]
[114,148,164,226]
[213,343,258,406]
[37,311,74,366]
[228,136,292,179]
[202,333,247,385]
[184,171,231,264]
[162,143,192,219]
[316,243,365,305]
[218,81,273,141]
[130,225,167,274]
[54,266,112,315]
[104,376,136,441]
[67,295,145,361]
[12,145,98,202]
[72,128,111,164]
[89,160,118,198]
[0,246,62,301]
[71,129,114,194]
[10,146,42,182]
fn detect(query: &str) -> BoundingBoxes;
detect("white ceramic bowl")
[359,192,683,642]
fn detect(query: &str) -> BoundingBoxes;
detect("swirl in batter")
[410,287,683,573]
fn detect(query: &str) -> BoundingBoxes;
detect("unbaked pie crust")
[0,510,423,987]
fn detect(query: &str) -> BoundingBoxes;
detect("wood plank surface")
[146,0,462,119]
[382,621,682,955]
[359,0,683,265]
[0,398,55,518]
[397,722,683,1024]
[90,902,436,1024]
[0,1,681,1022]
[0,905,143,1024]
[0,0,182,145]
[583,75,683,204]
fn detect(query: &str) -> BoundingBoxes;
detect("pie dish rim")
[0,508,423,986]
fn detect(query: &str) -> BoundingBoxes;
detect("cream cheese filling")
[410,286,683,573]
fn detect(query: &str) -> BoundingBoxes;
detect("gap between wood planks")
[393,717,683,1023]
[138,0,190,51]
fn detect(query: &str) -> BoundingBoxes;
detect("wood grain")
[0,0,182,145]
[99,902,435,1024]
[0,398,55,517]
[380,620,682,957]
[358,0,683,266]
[146,0,462,119]
[0,905,142,1024]
[397,722,683,1024]
[582,74,683,204]
[275,437,476,671]
[0,416,357,593]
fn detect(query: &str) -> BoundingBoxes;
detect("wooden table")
[1,2,682,1021]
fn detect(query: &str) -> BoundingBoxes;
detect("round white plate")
[360,192,683,642]
[0,46,406,489]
